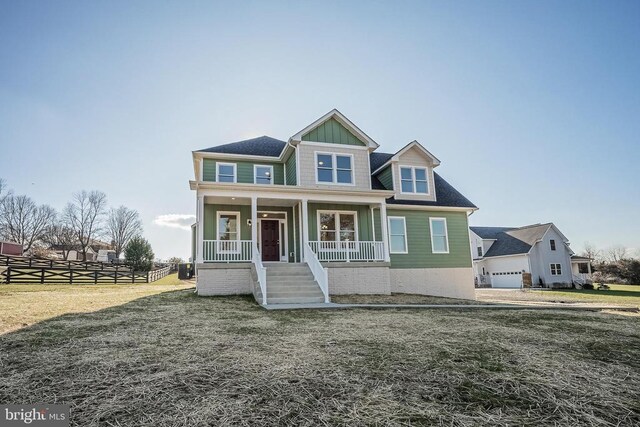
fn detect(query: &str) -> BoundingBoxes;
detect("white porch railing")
[304,243,329,303]
[308,241,385,262]
[203,240,252,262]
[252,242,267,305]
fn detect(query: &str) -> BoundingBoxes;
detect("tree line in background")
[582,242,640,285]
[0,178,155,271]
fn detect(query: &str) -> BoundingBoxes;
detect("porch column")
[196,195,204,263]
[379,202,390,262]
[301,199,309,262]
[251,196,258,256]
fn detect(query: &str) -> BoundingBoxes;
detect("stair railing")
[252,242,267,305]
[304,242,329,303]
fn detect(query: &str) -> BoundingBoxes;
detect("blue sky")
[1,0,638,260]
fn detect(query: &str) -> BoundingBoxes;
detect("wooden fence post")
[6,266,10,284]
[41,269,45,284]
[94,270,98,284]
[70,269,73,284]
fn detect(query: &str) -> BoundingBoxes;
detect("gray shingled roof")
[386,173,477,208]
[196,136,286,157]
[369,152,476,208]
[470,224,553,257]
[195,140,476,209]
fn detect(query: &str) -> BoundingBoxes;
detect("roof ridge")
[513,222,553,231]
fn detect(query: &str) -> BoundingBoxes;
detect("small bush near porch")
[1,282,639,426]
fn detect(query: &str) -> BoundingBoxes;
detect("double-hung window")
[550,263,562,275]
[217,212,240,253]
[388,217,408,254]
[316,153,353,184]
[254,165,274,185]
[550,239,556,251]
[400,166,429,194]
[318,211,356,246]
[430,218,449,253]
[216,163,236,183]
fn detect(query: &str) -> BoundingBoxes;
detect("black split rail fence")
[0,255,172,284]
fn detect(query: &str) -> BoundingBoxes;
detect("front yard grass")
[476,284,640,308]
[1,283,639,426]
[0,273,190,334]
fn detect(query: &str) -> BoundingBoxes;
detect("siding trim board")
[387,209,471,269]
[203,159,285,185]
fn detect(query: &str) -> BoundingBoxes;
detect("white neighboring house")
[469,223,590,288]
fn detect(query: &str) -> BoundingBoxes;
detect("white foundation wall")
[196,264,252,296]
[326,264,391,295]
[390,267,476,300]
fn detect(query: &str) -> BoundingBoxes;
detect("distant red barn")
[0,241,23,256]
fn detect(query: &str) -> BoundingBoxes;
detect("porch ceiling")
[203,195,377,207]
[203,196,298,207]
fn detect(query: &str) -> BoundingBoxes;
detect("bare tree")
[44,222,78,260]
[606,245,628,263]
[0,194,56,253]
[0,178,10,206]
[107,206,142,259]
[63,190,107,261]
[581,242,601,263]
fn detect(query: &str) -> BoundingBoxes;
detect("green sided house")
[189,109,478,306]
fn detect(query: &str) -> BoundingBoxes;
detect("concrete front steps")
[264,263,326,305]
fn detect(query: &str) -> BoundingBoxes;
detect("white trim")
[295,144,301,186]
[289,108,379,149]
[371,140,441,175]
[216,162,237,183]
[216,211,241,253]
[370,206,376,241]
[257,211,288,262]
[387,216,408,254]
[316,210,359,244]
[429,217,449,254]
[399,165,430,195]
[253,164,275,185]
[314,151,355,186]
[550,263,562,276]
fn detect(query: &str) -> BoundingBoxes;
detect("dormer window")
[216,162,236,183]
[254,165,274,185]
[400,166,428,194]
[316,152,353,185]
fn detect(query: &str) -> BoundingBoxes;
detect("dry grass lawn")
[476,284,640,308]
[0,273,191,334]
[1,280,639,426]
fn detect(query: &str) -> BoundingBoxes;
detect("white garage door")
[491,271,522,288]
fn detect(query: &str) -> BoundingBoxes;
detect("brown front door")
[260,220,280,261]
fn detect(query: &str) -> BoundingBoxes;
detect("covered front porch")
[194,194,391,265]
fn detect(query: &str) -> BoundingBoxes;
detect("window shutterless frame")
[550,263,562,275]
[399,166,429,194]
[429,217,449,254]
[253,164,274,185]
[550,239,556,251]
[314,151,355,185]
[316,210,358,247]
[387,216,408,254]
[216,211,241,253]
[216,162,237,183]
